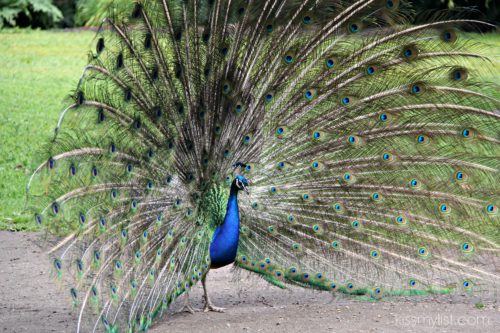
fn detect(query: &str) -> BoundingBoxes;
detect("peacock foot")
[178,303,201,314]
[203,302,225,313]
[177,294,200,314]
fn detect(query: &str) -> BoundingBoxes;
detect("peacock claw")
[177,294,200,314]
[177,304,201,314]
[203,303,225,313]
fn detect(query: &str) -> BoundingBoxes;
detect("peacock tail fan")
[26,0,499,331]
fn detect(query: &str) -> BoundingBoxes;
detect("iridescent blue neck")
[209,184,240,268]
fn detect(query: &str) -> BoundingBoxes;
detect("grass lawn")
[0,29,498,231]
[0,29,95,230]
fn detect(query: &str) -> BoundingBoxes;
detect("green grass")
[0,29,498,231]
[0,29,95,230]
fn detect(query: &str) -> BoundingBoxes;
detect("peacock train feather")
[27,0,499,332]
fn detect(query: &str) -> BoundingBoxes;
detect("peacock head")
[233,175,249,194]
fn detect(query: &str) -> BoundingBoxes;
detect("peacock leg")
[177,292,200,314]
[202,274,226,313]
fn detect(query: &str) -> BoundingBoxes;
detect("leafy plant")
[0,0,63,29]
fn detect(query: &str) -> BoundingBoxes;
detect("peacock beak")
[242,185,249,195]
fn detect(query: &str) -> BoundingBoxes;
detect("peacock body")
[27,0,499,332]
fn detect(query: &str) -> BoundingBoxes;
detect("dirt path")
[0,231,498,332]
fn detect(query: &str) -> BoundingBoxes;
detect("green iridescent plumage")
[27,0,498,332]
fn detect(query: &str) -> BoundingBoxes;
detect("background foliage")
[0,0,498,29]
[0,0,62,28]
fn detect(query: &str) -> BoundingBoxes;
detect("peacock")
[27,0,499,332]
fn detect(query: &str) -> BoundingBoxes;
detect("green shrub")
[0,0,63,29]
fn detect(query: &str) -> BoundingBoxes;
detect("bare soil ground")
[0,231,498,333]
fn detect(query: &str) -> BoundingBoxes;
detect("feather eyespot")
[416,134,429,145]
[275,126,287,139]
[439,203,450,214]
[97,109,105,123]
[311,161,321,170]
[325,58,335,69]
[410,179,419,188]
[372,192,382,202]
[386,0,396,9]
[116,52,124,69]
[54,259,62,271]
[417,246,430,258]
[455,171,468,182]
[462,280,472,290]
[370,250,381,259]
[283,54,294,65]
[381,152,393,162]
[366,66,376,75]
[234,103,243,114]
[144,33,152,49]
[304,89,316,101]
[222,82,231,95]
[131,3,142,18]
[96,37,105,54]
[461,128,474,139]
[451,68,467,81]
[411,84,422,94]
[349,23,359,33]
[331,240,341,250]
[461,242,474,253]
[486,204,497,215]
[243,134,253,145]
[302,16,312,25]
[312,224,322,234]
[372,287,384,299]
[395,215,408,226]
[442,30,457,43]
[342,172,355,183]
